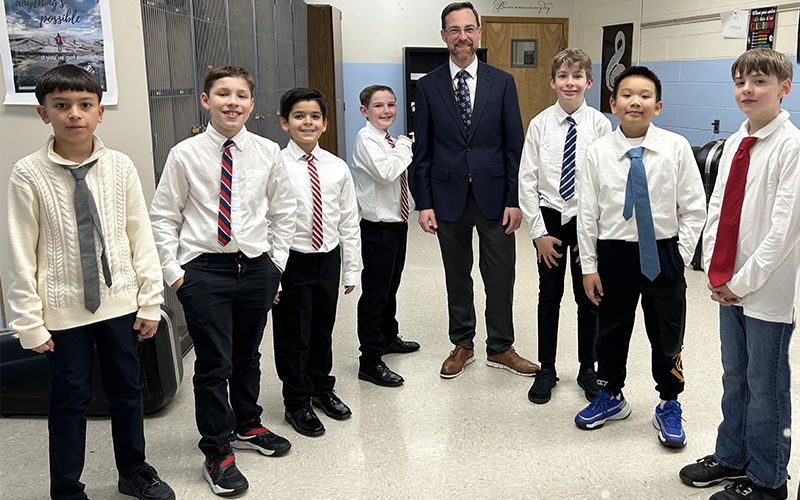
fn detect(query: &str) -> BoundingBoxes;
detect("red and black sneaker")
[232,426,291,457]
[203,444,248,497]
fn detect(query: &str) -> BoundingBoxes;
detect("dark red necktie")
[385,133,409,221]
[707,136,758,288]
[303,153,323,250]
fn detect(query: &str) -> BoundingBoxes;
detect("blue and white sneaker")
[575,389,631,429]
[653,399,686,447]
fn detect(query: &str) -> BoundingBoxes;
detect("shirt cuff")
[18,325,52,350]
[137,305,162,322]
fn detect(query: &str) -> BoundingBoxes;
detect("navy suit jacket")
[412,60,524,222]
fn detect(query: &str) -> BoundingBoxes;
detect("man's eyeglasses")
[446,26,478,36]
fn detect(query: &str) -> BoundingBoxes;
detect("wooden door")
[482,17,568,127]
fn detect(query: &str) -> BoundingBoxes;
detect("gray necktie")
[66,160,113,313]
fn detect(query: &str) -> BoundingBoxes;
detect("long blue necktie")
[623,147,660,281]
[455,70,472,135]
[559,116,577,200]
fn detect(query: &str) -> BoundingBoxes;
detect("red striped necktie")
[217,139,235,246]
[707,136,758,288]
[385,133,409,221]
[303,153,323,250]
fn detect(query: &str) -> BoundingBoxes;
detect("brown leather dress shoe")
[440,345,474,379]
[486,346,539,376]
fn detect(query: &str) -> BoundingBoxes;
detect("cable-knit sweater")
[7,137,164,349]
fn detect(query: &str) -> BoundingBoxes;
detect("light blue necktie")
[559,116,577,200]
[623,147,660,281]
[455,70,472,135]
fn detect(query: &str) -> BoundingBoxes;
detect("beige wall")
[573,0,799,64]
[0,1,153,324]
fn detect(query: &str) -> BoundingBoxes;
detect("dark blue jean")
[46,312,145,500]
[714,305,792,489]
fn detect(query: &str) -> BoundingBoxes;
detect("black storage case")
[690,139,726,270]
[0,306,184,416]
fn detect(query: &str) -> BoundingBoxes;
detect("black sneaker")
[118,463,175,500]
[710,479,787,500]
[680,455,749,488]
[232,426,291,457]
[528,368,558,404]
[576,367,600,402]
[203,444,248,497]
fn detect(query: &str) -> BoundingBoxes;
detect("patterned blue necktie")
[559,116,577,200]
[623,147,660,281]
[455,70,472,135]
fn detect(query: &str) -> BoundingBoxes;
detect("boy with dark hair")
[519,48,611,404]
[679,48,800,500]
[7,64,174,500]
[574,66,706,448]
[150,65,296,496]
[351,84,420,388]
[273,87,361,437]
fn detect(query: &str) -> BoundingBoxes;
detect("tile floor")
[2,224,799,500]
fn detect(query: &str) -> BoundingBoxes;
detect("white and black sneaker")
[232,426,291,457]
[203,444,248,497]
[679,455,748,488]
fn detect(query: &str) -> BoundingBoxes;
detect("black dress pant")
[536,207,598,372]
[177,252,281,455]
[357,219,408,365]
[46,312,145,500]
[436,184,516,356]
[595,238,687,401]
[272,248,340,411]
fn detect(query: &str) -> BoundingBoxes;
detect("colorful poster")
[0,0,118,105]
[747,7,776,50]
[601,23,633,114]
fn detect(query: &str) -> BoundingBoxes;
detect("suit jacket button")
[467,147,471,152]
[462,173,467,178]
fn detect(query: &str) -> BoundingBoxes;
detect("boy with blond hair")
[679,48,800,500]
[519,48,611,404]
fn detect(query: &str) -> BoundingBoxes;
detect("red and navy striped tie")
[304,153,323,250]
[217,139,235,246]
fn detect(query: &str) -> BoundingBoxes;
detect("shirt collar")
[46,135,106,167]
[449,57,479,81]
[206,123,248,152]
[554,100,587,125]
[365,119,390,139]
[740,109,790,139]
[612,123,660,160]
[287,139,322,161]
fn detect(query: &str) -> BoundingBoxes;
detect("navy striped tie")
[559,116,577,200]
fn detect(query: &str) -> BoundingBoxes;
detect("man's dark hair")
[359,85,395,106]
[35,64,103,105]
[441,2,480,29]
[203,65,255,96]
[612,66,662,102]
[280,87,328,121]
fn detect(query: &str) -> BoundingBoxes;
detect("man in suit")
[413,1,539,379]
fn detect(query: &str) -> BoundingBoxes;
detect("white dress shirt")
[281,140,362,286]
[577,124,707,274]
[449,57,478,110]
[150,124,297,286]
[703,110,800,323]
[351,120,415,223]
[519,101,612,239]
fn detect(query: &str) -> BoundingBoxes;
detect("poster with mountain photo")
[0,0,117,105]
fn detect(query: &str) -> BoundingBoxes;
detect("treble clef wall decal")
[606,30,626,92]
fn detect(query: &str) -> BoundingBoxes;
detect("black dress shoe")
[311,391,352,420]
[528,368,558,404]
[385,337,421,354]
[358,361,404,387]
[284,407,325,437]
[577,366,600,402]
